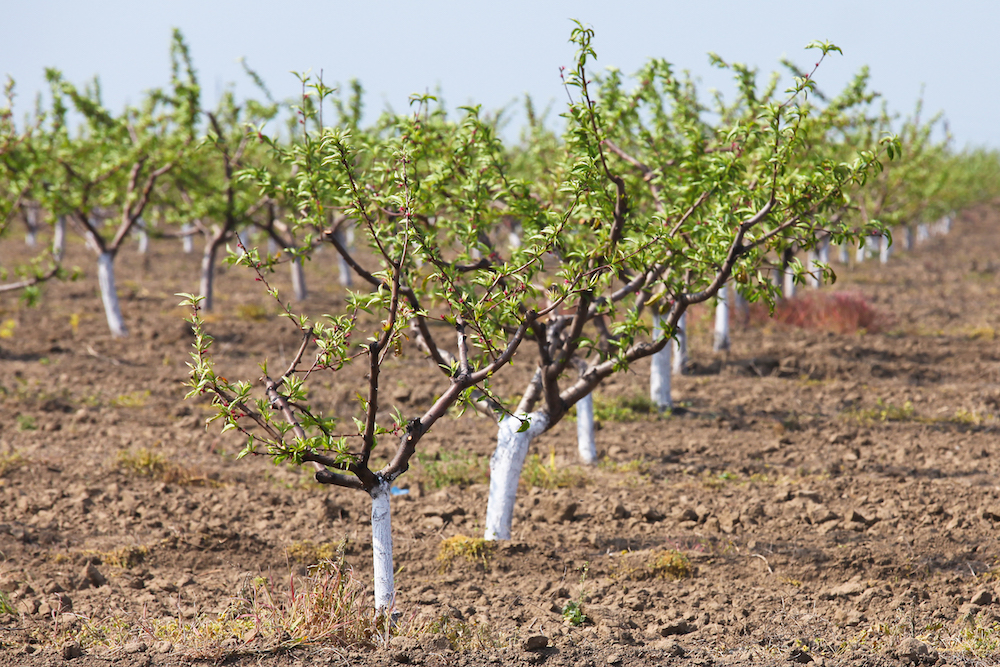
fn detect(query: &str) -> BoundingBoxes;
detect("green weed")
[522,450,589,489]
[414,450,489,489]
[437,535,497,571]
[593,393,658,422]
[561,600,588,626]
[16,414,36,431]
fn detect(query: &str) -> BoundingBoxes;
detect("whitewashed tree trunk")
[917,223,929,243]
[484,412,550,540]
[806,249,820,288]
[713,283,730,352]
[97,252,127,337]
[181,224,194,254]
[650,312,672,412]
[837,243,850,264]
[199,242,218,311]
[855,239,866,263]
[672,312,687,376]
[818,236,830,265]
[903,226,914,250]
[25,206,38,247]
[267,237,278,256]
[335,227,353,287]
[52,216,66,262]
[290,257,307,301]
[576,392,597,465]
[370,480,395,612]
[782,264,796,299]
[136,217,149,254]
[879,234,891,264]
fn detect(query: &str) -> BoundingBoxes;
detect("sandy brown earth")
[2,207,1000,666]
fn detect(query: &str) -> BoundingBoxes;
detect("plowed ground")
[2,206,1000,666]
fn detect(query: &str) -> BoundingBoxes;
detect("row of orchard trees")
[5,25,1000,613]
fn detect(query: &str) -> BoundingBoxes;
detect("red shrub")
[748,291,889,334]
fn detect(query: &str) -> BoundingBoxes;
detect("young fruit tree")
[39,30,198,336]
[472,25,895,540]
[182,80,557,612]
[167,78,279,312]
[0,78,68,299]
[184,24,900,612]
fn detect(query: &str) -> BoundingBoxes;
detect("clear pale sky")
[3,1,996,148]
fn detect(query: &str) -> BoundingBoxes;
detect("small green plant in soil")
[0,591,16,615]
[561,600,588,626]
[16,414,36,431]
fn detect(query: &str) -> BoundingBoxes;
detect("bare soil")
[2,207,1000,666]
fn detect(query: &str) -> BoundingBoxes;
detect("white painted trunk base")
[576,393,597,465]
[25,206,38,247]
[806,250,819,288]
[334,228,353,287]
[782,267,796,300]
[290,257,307,301]
[837,243,850,264]
[182,224,194,254]
[97,252,127,337]
[53,216,66,262]
[136,218,148,254]
[818,237,831,266]
[650,312,672,412]
[370,481,395,612]
[485,412,549,540]
[672,313,687,376]
[879,234,891,264]
[199,245,217,312]
[917,224,929,243]
[713,284,730,352]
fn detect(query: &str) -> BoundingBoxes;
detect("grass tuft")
[114,448,218,486]
[437,535,497,571]
[612,548,693,581]
[592,393,657,422]
[236,303,270,322]
[101,545,149,569]
[74,560,388,656]
[0,448,26,477]
[414,450,489,489]
[521,450,589,489]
